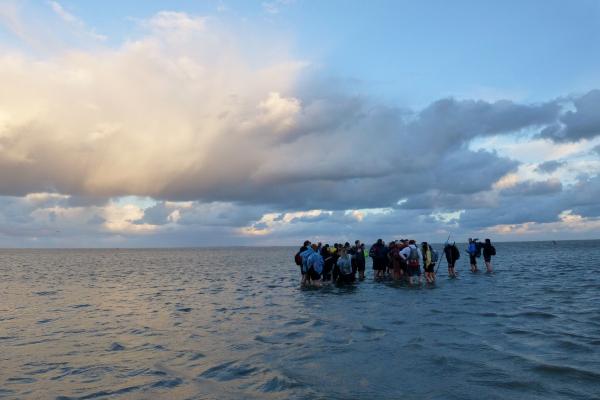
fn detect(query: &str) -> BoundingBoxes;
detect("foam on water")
[1,242,599,399]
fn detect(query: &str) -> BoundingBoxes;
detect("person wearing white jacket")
[400,240,423,285]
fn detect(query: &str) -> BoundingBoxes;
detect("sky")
[0,0,600,247]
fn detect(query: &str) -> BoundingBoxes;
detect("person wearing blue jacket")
[304,244,324,287]
[300,245,315,286]
[467,238,479,273]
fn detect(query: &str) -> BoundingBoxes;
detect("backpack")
[490,246,496,256]
[431,248,439,263]
[407,246,420,267]
[452,245,460,260]
[294,252,302,266]
[338,256,352,275]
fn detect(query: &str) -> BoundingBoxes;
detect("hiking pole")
[435,234,451,274]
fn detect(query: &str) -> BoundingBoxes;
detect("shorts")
[356,260,366,272]
[307,267,321,281]
[425,264,435,273]
[407,264,421,277]
[373,259,386,271]
[469,255,477,265]
[484,256,491,263]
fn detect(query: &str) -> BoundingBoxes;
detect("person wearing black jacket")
[321,244,334,281]
[443,242,460,278]
[369,239,388,279]
[482,238,496,273]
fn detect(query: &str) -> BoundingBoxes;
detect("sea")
[1,241,599,400]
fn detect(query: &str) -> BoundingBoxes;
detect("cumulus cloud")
[0,12,554,212]
[0,8,599,245]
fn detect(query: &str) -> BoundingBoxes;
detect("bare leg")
[485,261,493,273]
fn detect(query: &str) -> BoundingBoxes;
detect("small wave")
[361,324,386,332]
[555,339,590,352]
[532,362,600,382]
[151,377,183,388]
[480,312,498,317]
[34,291,58,296]
[475,378,547,393]
[510,311,557,319]
[189,352,206,361]
[199,361,260,381]
[254,335,278,344]
[284,318,310,326]
[108,342,125,351]
[55,384,143,400]
[505,328,532,336]
[7,377,36,384]
[260,376,304,392]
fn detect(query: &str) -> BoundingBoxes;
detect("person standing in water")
[369,239,388,279]
[359,243,367,279]
[467,238,479,273]
[421,242,436,284]
[400,240,422,285]
[353,240,366,280]
[336,247,355,284]
[305,244,324,287]
[388,241,403,281]
[295,240,311,283]
[321,244,334,282]
[482,238,496,273]
[443,242,460,278]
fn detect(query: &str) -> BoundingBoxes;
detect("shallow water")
[1,241,599,399]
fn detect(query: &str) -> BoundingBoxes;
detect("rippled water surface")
[1,241,600,399]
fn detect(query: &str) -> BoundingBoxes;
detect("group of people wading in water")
[294,238,496,287]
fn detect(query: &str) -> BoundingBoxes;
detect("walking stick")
[435,234,451,274]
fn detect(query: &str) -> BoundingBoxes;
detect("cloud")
[539,90,600,142]
[535,160,566,174]
[0,13,553,212]
[262,0,295,14]
[145,11,205,31]
[1,8,600,245]
[47,1,106,41]
[499,178,562,196]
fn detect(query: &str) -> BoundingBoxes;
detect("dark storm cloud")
[409,97,560,153]
[539,90,600,142]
